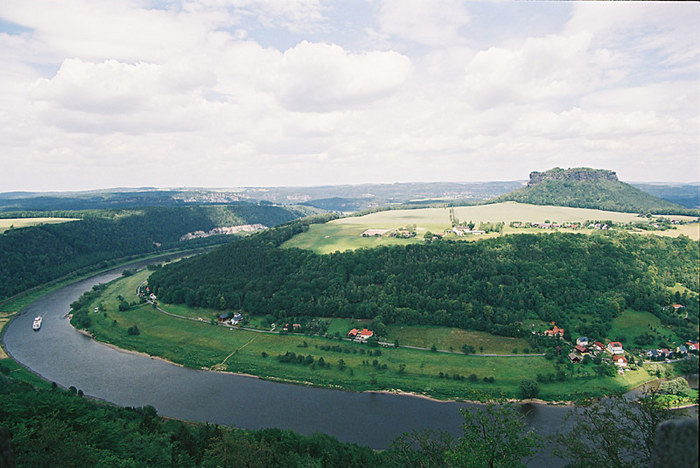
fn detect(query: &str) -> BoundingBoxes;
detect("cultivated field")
[0,217,78,233]
[282,202,699,253]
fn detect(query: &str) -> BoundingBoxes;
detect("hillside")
[495,168,695,215]
[0,204,312,300]
[148,220,699,340]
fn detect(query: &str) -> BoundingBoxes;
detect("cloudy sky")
[0,1,698,191]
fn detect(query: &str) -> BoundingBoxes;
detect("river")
[2,260,692,467]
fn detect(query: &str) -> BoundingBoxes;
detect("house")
[574,345,588,355]
[149,293,157,301]
[671,303,685,311]
[568,353,582,364]
[451,226,471,236]
[612,355,628,367]
[686,341,699,352]
[646,349,660,359]
[607,342,624,354]
[217,313,229,322]
[659,348,671,358]
[355,329,374,342]
[292,323,301,330]
[576,337,589,347]
[347,328,358,338]
[230,313,243,325]
[676,345,688,355]
[544,324,565,337]
[592,342,605,352]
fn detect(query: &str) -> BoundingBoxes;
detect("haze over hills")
[0,177,697,214]
[0,182,522,213]
[495,167,696,215]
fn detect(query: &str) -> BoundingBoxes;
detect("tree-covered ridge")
[0,372,383,467]
[0,205,310,300]
[148,224,699,339]
[495,168,695,215]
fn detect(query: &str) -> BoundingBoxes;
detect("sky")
[0,0,698,191]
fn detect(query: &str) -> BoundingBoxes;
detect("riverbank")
[65,268,663,404]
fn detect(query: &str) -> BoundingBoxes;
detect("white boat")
[32,316,42,331]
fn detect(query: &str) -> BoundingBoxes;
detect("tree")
[519,379,539,399]
[554,389,671,467]
[446,402,541,468]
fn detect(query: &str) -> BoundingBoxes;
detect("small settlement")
[540,322,699,374]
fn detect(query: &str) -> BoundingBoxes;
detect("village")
[540,322,699,374]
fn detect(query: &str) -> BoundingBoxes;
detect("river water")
[3,260,692,467]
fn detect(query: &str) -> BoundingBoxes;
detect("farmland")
[0,217,78,233]
[282,202,699,253]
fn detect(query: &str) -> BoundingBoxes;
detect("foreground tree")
[388,401,541,468]
[554,389,672,468]
[446,402,541,468]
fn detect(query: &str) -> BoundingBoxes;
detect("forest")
[148,220,699,339]
[0,204,310,300]
[0,370,385,467]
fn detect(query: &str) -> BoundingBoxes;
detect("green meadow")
[608,309,684,349]
[282,202,699,254]
[386,325,532,354]
[75,269,655,402]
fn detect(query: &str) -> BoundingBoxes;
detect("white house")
[576,337,589,347]
[607,342,624,355]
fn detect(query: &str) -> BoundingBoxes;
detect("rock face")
[528,168,618,187]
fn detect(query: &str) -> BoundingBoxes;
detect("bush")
[127,325,140,336]
[520,379,540,399]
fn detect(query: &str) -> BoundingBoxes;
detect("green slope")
[495,168,695,215]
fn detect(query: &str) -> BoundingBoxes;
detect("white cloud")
[377,0,470,47]
[0,0,698,190]
[274,41,412,112]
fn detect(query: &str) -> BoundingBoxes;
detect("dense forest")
[495,168,696,215]
[0,205,310,300]
[0,370,384,467]
[149,220,699,339]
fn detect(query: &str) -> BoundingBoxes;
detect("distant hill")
[495,168,696,215]
[632,183,700,209]
[0,182,523,213]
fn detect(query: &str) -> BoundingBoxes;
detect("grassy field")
[71,270,657,402]
[608,310,683,349]
[386,325,532,354]
[282,202,699,253]
[0,217,78,233]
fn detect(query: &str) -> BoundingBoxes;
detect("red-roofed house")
[356,329,374,342]
[607,342,624,355]
[574,345,588,354]
[687,341,699,352]
[612,355,628,367]
[544,325,565,337]
[347,328,358,338]
[592,342,605,352]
